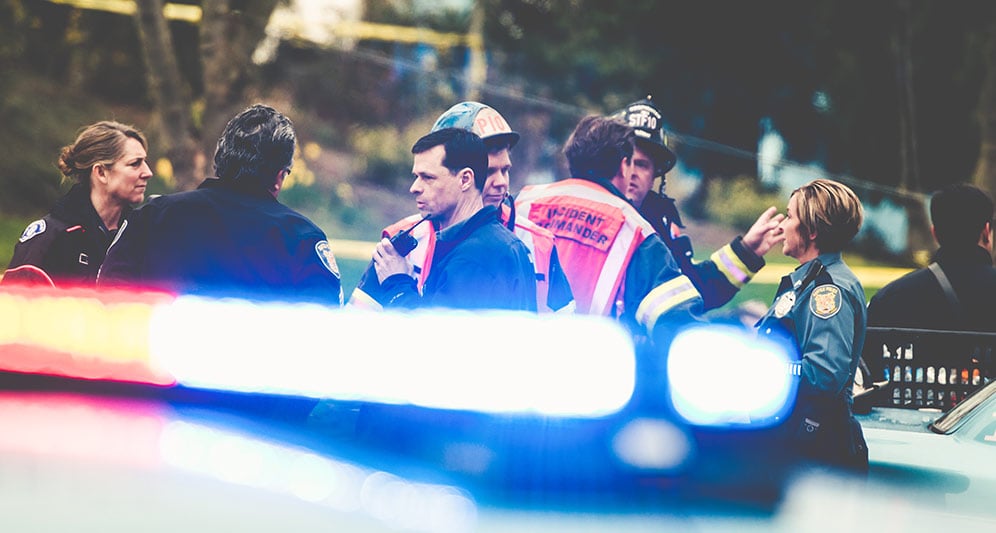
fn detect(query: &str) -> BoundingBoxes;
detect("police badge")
[773,290,796,318]
[19,219,46,243]
[810,285,842,318]
[315,240,340,278]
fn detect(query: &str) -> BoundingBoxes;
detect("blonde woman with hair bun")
[2,121,152,287]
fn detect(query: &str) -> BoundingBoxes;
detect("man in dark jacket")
[613,97,784,311]
[867,184,995,332]
[366,127,537,311]
[97,104,343,306]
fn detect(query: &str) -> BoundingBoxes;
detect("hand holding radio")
[389,214,431,257]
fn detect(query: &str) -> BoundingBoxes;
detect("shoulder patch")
[810,284,842,319]
[315,240,340,278]
[19,219,46,243]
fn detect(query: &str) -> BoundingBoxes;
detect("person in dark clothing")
[3,121,152,287]
[367,127,537,311]
[612,97,784,311]
[97,104,342,306]
[867,184,995,333]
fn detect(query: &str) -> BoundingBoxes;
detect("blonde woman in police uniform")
[757,179,868,474]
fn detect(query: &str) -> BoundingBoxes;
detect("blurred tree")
[482,0,996,194]
[973,18,996,196]
[199,0,281,172]
[132,0,281,188]
[134,0,199,190]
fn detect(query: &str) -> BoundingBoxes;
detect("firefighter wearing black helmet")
[613,96,785,310]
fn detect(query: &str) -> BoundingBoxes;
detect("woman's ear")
[91,164,107,186]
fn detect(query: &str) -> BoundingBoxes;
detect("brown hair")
[563,115,635,181]
[791,178,864,253]
[58,121,148,186]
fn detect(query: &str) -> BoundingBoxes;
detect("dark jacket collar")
[198,177,278,201]
[51,182,125,233]
[436,204,500,244]
[575,177,630,203]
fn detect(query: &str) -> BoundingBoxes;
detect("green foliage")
[0,215,31,270]
[0,68,126,216]
[702,176,783,231]
[350,125,412,187]
[347,118,435,189]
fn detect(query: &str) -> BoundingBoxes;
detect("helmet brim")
[484,131,520,150]
[635,137,676,175]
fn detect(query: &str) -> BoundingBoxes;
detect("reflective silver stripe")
[712,244,750,286]
[346,288,383,311]
[635,275,699,331]
[588,221,637,315]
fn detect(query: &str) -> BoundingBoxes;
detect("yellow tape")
[40,0,475,49]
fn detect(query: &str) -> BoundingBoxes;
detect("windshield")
[930,380,996,435]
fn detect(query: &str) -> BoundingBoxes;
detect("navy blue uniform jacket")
[98,179,342,305]
[377,205,537,311]
[3,183,126,287]
[867,245,996,332]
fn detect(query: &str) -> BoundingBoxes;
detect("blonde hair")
[791,178,864,253]
[58,121,147,186]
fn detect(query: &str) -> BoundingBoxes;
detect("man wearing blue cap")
[349,102,573,312]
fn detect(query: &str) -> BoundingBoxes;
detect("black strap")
[503,194,516,231]
[928,262,962,318]
[798,259,827,293]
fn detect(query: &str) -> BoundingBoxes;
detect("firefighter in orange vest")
[516,115,702,340]
[350,102,574,312]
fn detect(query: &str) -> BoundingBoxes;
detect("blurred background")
[2,0,995,303]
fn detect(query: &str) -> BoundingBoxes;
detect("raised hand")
[742,206,786,257]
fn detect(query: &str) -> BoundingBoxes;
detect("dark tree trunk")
[133,0,200,190]
[199,0,280,165]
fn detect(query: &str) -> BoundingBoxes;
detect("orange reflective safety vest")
[500,203,575,313]
[515,179,651,316]
[346,214,436,311]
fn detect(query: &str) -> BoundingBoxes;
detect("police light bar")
[666,324,796,426]
[0,394,477,533]
[1,287,636,418]
[0,286,175,385]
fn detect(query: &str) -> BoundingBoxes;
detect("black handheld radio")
[389,214,431,256]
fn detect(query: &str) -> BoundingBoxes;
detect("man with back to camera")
[515,114,708,343]
[861,184,996,388]
[97,104,343,306]
[348,101,573,313]
[613,96,785,311]
[364,127,537,311]
[867,184,996,333]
